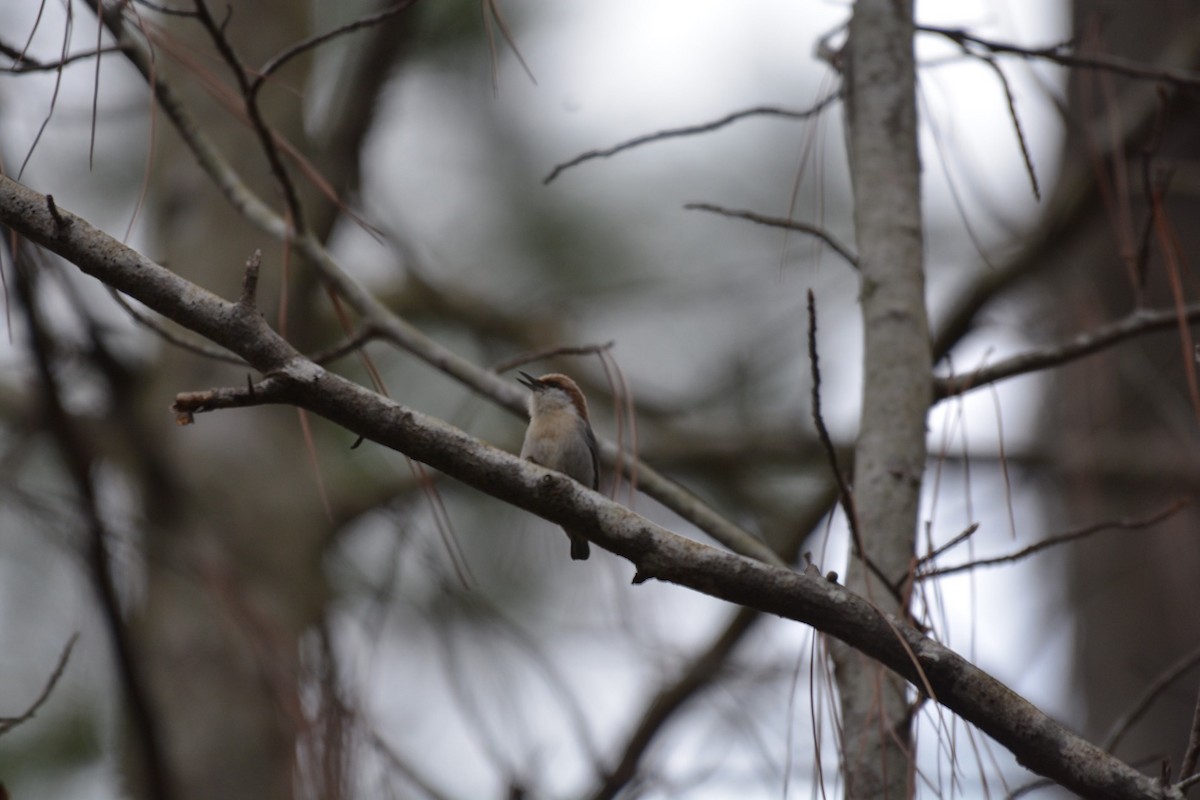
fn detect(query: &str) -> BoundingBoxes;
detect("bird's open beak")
[517,371,542,390]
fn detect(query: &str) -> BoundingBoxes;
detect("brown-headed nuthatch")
[517,371,599,560]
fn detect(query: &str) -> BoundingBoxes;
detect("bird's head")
[517,371,591,422]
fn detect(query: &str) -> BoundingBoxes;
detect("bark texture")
[835,0,931,797]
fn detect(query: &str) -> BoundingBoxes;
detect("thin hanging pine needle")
[481,0,536,94]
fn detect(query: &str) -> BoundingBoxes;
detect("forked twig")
[172,376,291,425]
[920,25,1200,90]
[919,500,1189,580]
[191,0,307,230]
[934,302,1200,400]
[914,522,981,569]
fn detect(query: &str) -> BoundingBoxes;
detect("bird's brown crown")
[523,372,590,421]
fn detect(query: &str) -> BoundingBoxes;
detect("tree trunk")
[1044,0,1200,771]
[834,1,930,796]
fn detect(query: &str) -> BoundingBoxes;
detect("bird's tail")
[565,529,591,561]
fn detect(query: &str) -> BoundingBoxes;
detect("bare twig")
[914,522,981,569]
[919,500,1189,580]
[975,54,1040,201]
[191,0,307,231]
[307,325,382,365]
[0,633,79,736]
[1177,681,1200,780]
[807,292,900,603]
[11,254,173,800]
[132,0,201,17]
[172,376,291,425]
[44,194,67,227]
[1178,772,1200,793]
[920,25,1200,90]
[109,289,247,365]
[589,607,761,800]
[1102,643,1200,754]
[16,0,72,180]
[238,249,262,308]
[685,203,859,269]
[934,303,1200,400]
[807,290,860,553]
[254,0,421,90]
[543,93,842,184]
[0,40,124,72]
[490,340,615,374]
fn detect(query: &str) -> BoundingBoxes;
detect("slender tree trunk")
[832,1,929,797]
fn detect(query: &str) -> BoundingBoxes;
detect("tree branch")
[190,0,307,231]
[253,0,421,90]
[920,25,1200,90]
[543,94,841,184]
[685,203,859,269]
[0,633,79,737]
[934,304,1200,400]
[0,41,125,72]
[917,500,1188,581]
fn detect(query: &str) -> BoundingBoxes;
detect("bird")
[517,371,599,560]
